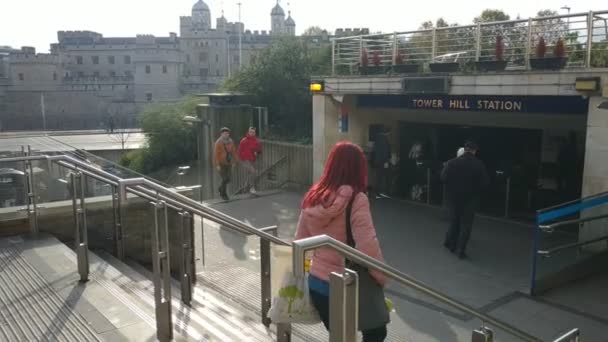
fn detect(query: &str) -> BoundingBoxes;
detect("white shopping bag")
[268,245,320,324]
[268,272,320,324]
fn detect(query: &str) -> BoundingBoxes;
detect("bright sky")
[2,0,607,53]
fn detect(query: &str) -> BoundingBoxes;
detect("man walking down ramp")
[441,141,489,259]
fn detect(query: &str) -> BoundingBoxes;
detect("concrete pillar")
[580,96,608,252]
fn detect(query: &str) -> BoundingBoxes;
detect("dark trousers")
[444,197,477,254]
[375,166,389,195]
[218,165,231,196]
[309,290,387,342]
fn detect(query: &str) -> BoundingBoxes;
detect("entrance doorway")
[396,121,578,221]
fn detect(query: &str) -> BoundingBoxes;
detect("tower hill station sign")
[358,95,589,115]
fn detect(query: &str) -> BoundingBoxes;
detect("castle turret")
[285,11,296,36]
[271,1,286,35]
[192,0,211,30]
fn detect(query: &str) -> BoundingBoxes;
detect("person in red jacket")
[238,127,262,194]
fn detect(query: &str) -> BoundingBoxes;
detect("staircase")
[0,234,276,342]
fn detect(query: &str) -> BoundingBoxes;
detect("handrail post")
[22,146,39,235]
[152,200,173,342]
[472,326,494,341]
[179,211,194,305]
[71,171,89,282]
[260,227,275,327]
[475,23,482,62]
[426,168,432,205]
[504,177,511,218]
[525,18,533,70]
[111,185,125,260]
[329,269,358,342]
[586,11,594,68]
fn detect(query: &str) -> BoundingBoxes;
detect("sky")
[2,0,607,53]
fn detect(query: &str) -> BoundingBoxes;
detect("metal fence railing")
[331,10,608,74]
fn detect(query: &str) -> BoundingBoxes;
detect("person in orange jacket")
[214,127,237,200]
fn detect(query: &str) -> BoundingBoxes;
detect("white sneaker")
[249,187,257,194]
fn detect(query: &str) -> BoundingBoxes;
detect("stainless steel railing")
[0,151,581,342]
[331,10,608,74]
[0,152,292,342]
[292,234,580,342]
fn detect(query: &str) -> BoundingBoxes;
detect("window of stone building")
[162,65,168,74]
[18,73,24,81]
[110,71,116,77]
[199,52,208,63]
[108,56,115,64]
[200,68,208,77]
[124,55,131,64]
[233,55,239,63]
[125,71,132,77]
[92,56,99,64]
[78,72,85,78]
[215,55,219,63]
[76,56,83,64]
[186,54,191,63]
[146,93,153,102]
[53,73,57,81]
[216,69,220,76]
[93,71,100,78]
[145,65,151,74]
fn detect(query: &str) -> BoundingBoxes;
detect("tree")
[474,9,510,24]
[119,96,199,173]
[222,37,327,139]
[302,26,326,36]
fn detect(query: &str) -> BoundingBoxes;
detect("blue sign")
[358,95,589,115]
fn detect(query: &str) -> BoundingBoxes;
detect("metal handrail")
[0,153,290,246]
[292,234,544,342]
[552,328,580,342]
[538,234,608,256]
[539,213,608,232]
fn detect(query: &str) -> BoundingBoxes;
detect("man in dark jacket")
[373,128,391,198]
[441,141,489,259]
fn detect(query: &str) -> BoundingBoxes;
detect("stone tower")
[192,0,211,30]
[285,11,296,36]
[271,1,286,35]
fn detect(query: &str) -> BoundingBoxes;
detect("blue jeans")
[309,289,387,342]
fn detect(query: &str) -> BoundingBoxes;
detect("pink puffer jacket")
[295,185,387,286]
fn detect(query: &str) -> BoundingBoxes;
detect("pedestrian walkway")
[201,191,608,341]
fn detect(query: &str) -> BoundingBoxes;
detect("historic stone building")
[0,0,361,131]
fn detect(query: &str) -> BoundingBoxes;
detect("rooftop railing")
[331,10,608,75]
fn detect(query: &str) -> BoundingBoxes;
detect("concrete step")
[95,250,276,342]
[0,234,156,342]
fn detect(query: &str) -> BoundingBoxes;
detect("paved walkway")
[197,191,608,342]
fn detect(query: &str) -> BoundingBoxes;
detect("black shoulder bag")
[345,196,390,331]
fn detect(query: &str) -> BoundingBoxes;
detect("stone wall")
[0,90,137,131]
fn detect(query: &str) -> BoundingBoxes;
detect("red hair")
[302,141,368,209]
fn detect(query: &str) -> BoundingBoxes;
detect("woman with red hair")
[295,141,388,341]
